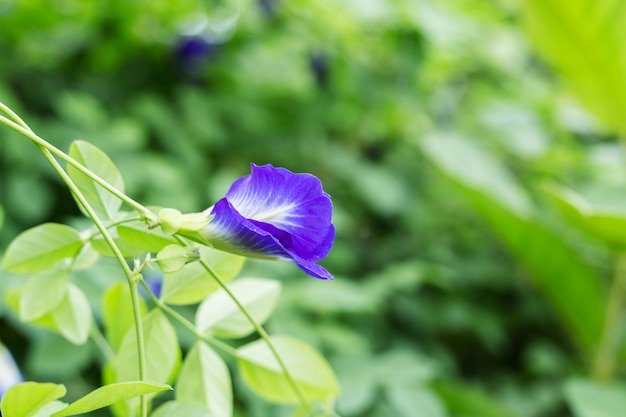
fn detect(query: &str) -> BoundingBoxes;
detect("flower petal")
[224,164,334,260]
[205,199,333,280]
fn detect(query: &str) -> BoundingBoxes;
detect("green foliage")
[1,382,66,417]
[564,379,626,417]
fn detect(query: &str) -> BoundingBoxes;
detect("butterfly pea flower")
[161,164,335,280]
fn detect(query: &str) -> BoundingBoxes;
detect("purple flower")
[204,164,335,280]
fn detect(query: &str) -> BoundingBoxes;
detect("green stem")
[0,112,157,223]
[197,257,314,414]
[38,146,149,416]
[592,253,626,381]
[138,279,239,358]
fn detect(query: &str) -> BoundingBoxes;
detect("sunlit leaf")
[51,382,171,417]
[176,342,232,417]
[161,247,244,305]
[196,277,280,338]
[52,284,92,345]
[237,335,340,404]
[67,140,125,220]
[118,225,177,253]
[20,269,69,322]
[1,382,66,417]
[2,224,83,273]
[150,401,212,417]
[523,0,626,133]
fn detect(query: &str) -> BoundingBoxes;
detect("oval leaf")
[1,382,66,417]
[161,247,244,305]
[237,335,340,404]
[176,342,232,417]
[20,269,69,322]
[196,277,281,338]
[67,140,125,220]
[52,382,172,417]
[52,284,92,345]
[2,224,83,273]
[102,282,146,351]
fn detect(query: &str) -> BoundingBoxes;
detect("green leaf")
[114,310,180,385]
[431,381,521,417]
[31,402,67,417]
[20,269,69,322]
[51,382,172,417]
[420,133,607,354]
[67,140,125,220]
[150,401,213,417]
[157,245,192,273]
[386,384,448,417]
[564,379,626,417]
[2,224,83,273]
[196,277,281,338]
[161,247,244,305]
[522,0,626,133]
[1,382,66,417]
[52,284,92,345]
[103,282,146,351]
[237,335,340,404]
[176,342,232,417]
[118,225,178,253]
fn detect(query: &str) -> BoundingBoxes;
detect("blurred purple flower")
[175,35,219,79]
[203,164,335,280]
[0,343,22,402]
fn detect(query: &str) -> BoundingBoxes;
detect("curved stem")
[197,257,314,414]
[38,146,149,416]
[0,112,157,223]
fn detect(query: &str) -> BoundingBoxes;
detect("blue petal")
[205,199,334,280]
[224,164,334,261]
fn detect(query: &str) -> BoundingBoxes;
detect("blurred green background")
[2,0,626,416]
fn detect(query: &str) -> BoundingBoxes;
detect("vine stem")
[0,110,157,223]
[197,257,315,414]
[592,253,626,381]
[0,106,149,417]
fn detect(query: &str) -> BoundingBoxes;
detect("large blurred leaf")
[51,284,92,345]
[102,282,147,351]
[523,0,626,133]
[237,335,340,404]
[564,379,626,417]
[67,140,125,221]
[431,381,521,417]
[20,269,69,322]
[2,224,83,273]
[420,133,606,354]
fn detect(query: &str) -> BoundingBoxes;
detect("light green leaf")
[176,342,232,417]
[67,140,125,220]
[150,401,213,417]
[161,247,244,305]
[1,382,66,417]
[522,0,626,133]
[237,335,340,404]
[196,277,281,338]
[118,225,178,253]
[420,134,606,354]
[157,245,192,273]
[2,224,83,273]
[565,379,626,417]
[115,310,180,384]
[51,382,172,417]
[52,284,92,345]
[31,402,68,417]
[20,269,69,322]
[103,282,146,351]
